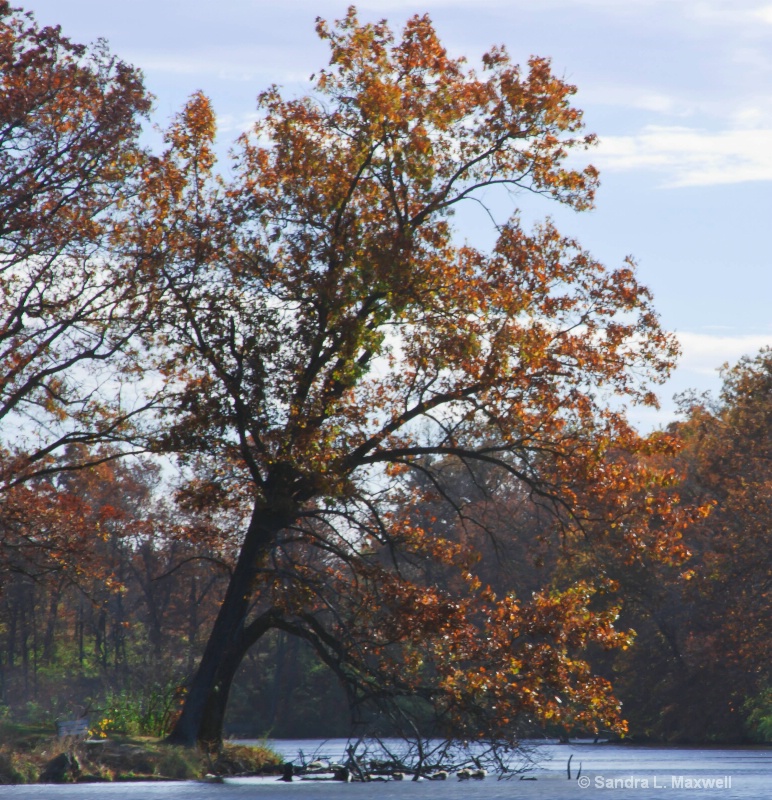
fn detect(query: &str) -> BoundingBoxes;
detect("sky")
[19,0,772,430]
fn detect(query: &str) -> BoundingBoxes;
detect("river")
[2,740,770,799]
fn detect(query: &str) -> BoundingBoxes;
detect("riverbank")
[0,728,282,784]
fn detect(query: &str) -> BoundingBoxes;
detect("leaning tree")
[125,9,687,748]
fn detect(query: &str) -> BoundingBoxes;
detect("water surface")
[4,740,769,799]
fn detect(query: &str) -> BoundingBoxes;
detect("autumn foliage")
[598,350,772,741]
[0,3,767,756]
[0,1,152,490]
[119,8,689,748]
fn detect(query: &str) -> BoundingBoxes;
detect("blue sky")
[21,0,772,429]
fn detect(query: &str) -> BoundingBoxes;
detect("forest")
[0,1,769,751]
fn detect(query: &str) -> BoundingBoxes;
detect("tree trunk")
[42,579,63,664]
[194,609,279,745]
[165,503,291,747]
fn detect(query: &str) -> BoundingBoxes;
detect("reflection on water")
[5,740,771,800]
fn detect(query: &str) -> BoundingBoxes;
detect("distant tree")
[579,349,771,742]
[678,349,771,694]
[660,350,770,740]
[0,2,153,491]
[0,446,229,730]
[124,9,686,749]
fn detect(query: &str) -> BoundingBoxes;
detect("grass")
[0,724,283,784]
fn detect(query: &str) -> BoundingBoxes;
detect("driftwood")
[279,737,534,783]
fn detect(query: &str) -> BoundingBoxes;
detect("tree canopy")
[6,2,757,759]
[116,8,688,749]
[0,1,152,491]
[603,349,771,741]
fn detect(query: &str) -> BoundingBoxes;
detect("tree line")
[1,349,769,743]
[0,2,768,750]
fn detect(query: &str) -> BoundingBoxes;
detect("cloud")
[676,331,772,375]
[628,329,770,430]
[124,48,317,85]
[215,113,260,136]
[689,1,772,26]
[354,0,772,16]
[579,85,690,115]
[595,125,772,186]
[356,0,687,8]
